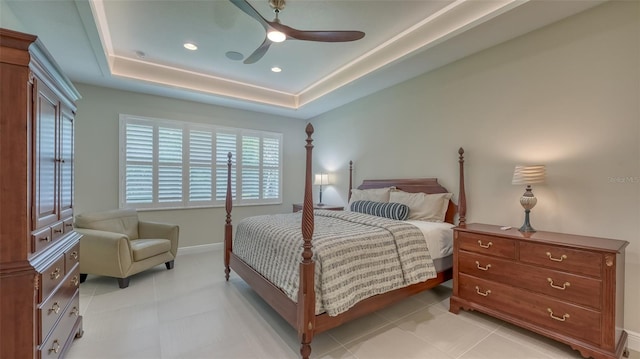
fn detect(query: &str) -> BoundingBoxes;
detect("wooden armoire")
[1,28,83,358]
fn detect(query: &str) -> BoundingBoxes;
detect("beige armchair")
[74,209,179,288]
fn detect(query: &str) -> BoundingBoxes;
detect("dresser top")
[456,223,628,253]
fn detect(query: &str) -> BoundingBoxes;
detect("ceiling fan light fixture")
[267,30,286,43]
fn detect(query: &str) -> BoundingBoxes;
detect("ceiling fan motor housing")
[269,0,286,11]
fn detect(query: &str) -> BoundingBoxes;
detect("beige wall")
[73,84,307,249]
[311,2,640,335]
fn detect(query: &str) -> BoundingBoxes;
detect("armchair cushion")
[131,239,171,261]
[75,208,139,240]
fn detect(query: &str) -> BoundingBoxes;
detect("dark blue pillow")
[350,200,409,221]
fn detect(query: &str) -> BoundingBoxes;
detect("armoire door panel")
[59,107,73,220]
[33,81,59,230]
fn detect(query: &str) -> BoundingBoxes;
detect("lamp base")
[519,209,536,233]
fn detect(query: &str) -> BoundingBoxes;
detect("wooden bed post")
[224,152,233,281]
[298,124,316,359]
[348,160,353,203]
[458,148,466,226]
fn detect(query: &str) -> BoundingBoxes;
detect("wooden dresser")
[450,223,629,359]
[0,28,83,358]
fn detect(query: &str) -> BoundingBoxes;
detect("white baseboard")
[628,329,640,352]
[177,242,222,255]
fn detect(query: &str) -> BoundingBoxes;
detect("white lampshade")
[314,173,329,186]
[512,165,546,185]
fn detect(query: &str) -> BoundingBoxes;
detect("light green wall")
[73,84,307,249]
[0,0,25,30]
[312,1,640,335]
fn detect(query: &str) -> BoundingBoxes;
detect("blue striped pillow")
[350,200,409,221]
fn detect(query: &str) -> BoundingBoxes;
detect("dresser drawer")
[457,231,515,259]
[519,242,602,278]
[39,291,80,359]
[458,273,602,345]
[459,251,602,309]
[39,254,66,302]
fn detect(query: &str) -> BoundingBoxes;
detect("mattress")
[403,220,454,272]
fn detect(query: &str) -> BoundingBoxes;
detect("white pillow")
[347,187,394,211]
[389,190,452,222]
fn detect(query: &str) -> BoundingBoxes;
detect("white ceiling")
[4,0,606,119]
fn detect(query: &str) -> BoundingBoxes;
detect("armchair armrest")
[138,221,179,256]
[75,228,133,277]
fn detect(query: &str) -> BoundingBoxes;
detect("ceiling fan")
[230,0,365,64]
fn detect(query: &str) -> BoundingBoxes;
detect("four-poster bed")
[224,123,466,358]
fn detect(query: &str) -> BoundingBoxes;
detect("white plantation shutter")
[189,130,213,202]
[124,123,153,204]
[241,135,260,200]
[262,136,280,199]
[119,114,282,209]
[158,127,183,203]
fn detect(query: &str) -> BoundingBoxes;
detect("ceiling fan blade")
[230,0,270,30]
[243,38,272,64]
[273,23,365,42]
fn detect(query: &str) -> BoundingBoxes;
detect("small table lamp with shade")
[512,165,546,233]
[314,173,330,206]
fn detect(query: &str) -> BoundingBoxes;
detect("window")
[119,114,282,209]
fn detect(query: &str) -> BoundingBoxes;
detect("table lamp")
[512,165,546,232]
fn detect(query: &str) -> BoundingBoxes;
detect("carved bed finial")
[224,152,233,281]
[348,160,353,203]
[458,148,466,226]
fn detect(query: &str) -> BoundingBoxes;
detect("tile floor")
[67,248,638,359]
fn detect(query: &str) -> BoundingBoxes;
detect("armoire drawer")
[39,291,80,359]
[458,273,602,345]
[65,242,80,272]
[39,254,66,302]
[32,226,53,254]
[38,281,76,345]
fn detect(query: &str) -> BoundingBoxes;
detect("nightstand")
[450,223,629,359]
[292,203,344,212]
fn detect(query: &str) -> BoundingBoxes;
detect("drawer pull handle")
[65,223,73,227]
[50,268,61,280]
[477,240,493,249]
[547,278,570,290]
[53,228,63,234]
[547,308,570,322]
[70,251,79,260]
[475,261,492,271]
[475,286,491,297]
[48,340,60,354]
[546,252,567,262]
[70,306,80,317]
[40,236,51,242]
[71,275,79,287]
[48,302,60,314]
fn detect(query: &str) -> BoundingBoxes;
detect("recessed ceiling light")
[183,43,198,51]
[271,67,282,73]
